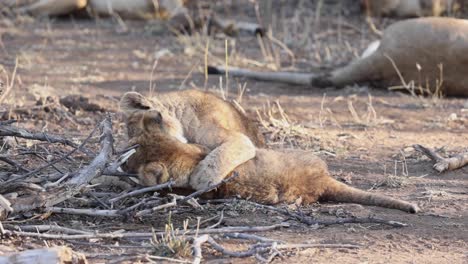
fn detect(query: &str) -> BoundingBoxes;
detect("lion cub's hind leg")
[138,162,170,186]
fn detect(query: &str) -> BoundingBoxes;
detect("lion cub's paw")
[139,162,169,186]
[189,160,223,190]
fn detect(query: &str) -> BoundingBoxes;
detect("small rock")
[448,113,458,121]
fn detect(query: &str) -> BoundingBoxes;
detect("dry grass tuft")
[0,58,18,105]
[151,215,192,258]
[256,100,320,151]
[386,55,444,103]
[377,175,408,189]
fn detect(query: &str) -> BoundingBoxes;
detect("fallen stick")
[0,120,16,126]
[413,144,468,172]
[4,223,289,240]
[67,116,113,186]
[242,200,407,227]
[3,122,99,184]
[0,155,30,173]
[48,207,122,218]
[135,196,177,217]
[146,255,191,263]
[0,124,87,153]
[109,180,174,203]
[224,233,278,243]
[194,235,360,262]
[4,224,92,235]
[192,234,209,264]
[179,172,239,203]
[0,246,75,264]
[10,116,113,213]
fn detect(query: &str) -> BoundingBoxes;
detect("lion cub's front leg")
[189,131,255,190]
[138,162,169,186]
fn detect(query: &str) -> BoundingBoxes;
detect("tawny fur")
[120,90,265,190]
[126,110,420,214]
[209,17,468,97]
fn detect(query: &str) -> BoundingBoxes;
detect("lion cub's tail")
[322,179,420,213]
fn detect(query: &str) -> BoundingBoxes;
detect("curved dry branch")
[9,115,113,213]
[414,144,468,172]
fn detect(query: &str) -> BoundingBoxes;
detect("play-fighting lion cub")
[125,109,419,213]
[120,90,264,191]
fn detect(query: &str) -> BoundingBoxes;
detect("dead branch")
[0,246,76,264]
[0,120,17,126]
[206,210,224,229]
[67,116,113,186]
[0,124,86,152]
[241,200,407,227]
[0,194,13,214]
[4,224,92,235]
[48,207,121,218]
[3,122,99,184]
[135,196,177,217]
[414,144,468,172]
[146,255,191,263]
[193,234,360,262]
[224,233,278,243]
[9,115,113,213]
[0,155,30,173]
[309,217,407,228]
[192,234,209,264]
[179,172,239,203]
[0,182,44,194]
[3,223,289,240]
[109,180,174,204]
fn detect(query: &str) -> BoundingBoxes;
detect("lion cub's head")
[119,91,187,143]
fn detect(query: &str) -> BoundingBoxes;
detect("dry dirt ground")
[0,1,467,263]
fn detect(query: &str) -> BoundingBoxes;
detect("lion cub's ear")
[120,92,152,113]
[143,110,163,132]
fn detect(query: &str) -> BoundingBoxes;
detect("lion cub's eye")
[154,112,162,124]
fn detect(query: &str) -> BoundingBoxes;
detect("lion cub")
[120,90,264,191]
[127,110,420,214]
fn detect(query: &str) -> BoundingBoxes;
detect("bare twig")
[67,116,113,186]
[4,224,93,235]
[0,125,87,152]
[109,180,174,204]
[241,200,407,227]
[180,172,239,203]
[0,155,30,173]
[224,233,278,243]
[48,207,121,218]
[206,210,224,229]
[4,122,100,183]
[414,144,468,172]
[10,116,114,213]
[193,234,360,262]
[192,234,209,264]
[4,223,289,240]
[0,120,17,126]
[135,196,177,217]
[0,194,13,213]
